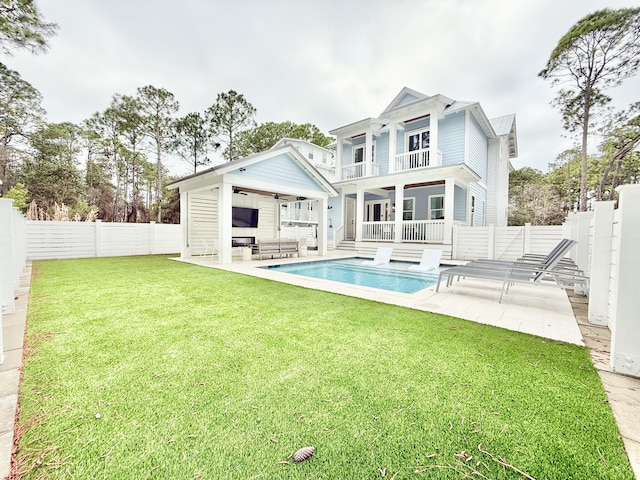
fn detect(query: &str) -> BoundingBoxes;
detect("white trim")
[428,194,445,220]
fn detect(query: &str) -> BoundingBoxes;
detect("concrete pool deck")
[178,251,585,346]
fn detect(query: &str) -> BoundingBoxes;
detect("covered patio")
[168,145,338,264]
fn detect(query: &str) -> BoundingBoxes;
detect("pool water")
[261,258,440,294]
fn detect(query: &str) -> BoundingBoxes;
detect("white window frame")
[353,142,376,163]
[428,194,445,220]
[365,199,391,222]
[402,197,415,221]
[405,127,430,152]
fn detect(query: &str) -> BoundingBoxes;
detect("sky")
[4,0,640,177]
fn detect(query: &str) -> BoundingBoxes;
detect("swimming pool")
[261,258,440,294]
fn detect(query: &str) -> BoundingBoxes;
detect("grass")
[14,255,633,479]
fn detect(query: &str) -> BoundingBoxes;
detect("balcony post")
[428,108,439,166]
[335,134,343,180]
[388,122,397,174]
[365,130,373,177]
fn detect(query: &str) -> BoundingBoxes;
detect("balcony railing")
[341,162,379,180]
[394,149,442,172]
[280,205,317,223]
[362,220,445,243]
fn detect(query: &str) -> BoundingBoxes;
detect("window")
[353,143,375,163]
[407,129,430,151]
[353,145,364,163]
[470,196,475,226]
[428,195,444,220]
[402,197,415,221]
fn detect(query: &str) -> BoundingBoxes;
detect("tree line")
[1,2,639,225]
[0,2,331,223]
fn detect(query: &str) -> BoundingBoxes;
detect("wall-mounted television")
[232,207,259,228]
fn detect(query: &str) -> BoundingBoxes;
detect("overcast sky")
[5,0,640,176]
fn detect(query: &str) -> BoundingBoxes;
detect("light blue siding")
[454,185,467,222]
[239,153,321,191]
[467,115,488,182]
[397,93,421,107]
[327,196,342,241]
[375,132,389,175]
[470,183,487,226]
[439,111,465,166]
[389,185,444,221]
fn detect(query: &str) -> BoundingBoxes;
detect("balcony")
[394,149,442,173]
[341,162,379,180]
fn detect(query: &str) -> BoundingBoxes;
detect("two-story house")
[168,87,516,264]
[326,87,517,258]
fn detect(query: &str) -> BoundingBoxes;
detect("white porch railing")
[402,220,445,242]
[362,221,395,241]
[361,220,445,242]
[341,162,379,180]
[394,149,442,172]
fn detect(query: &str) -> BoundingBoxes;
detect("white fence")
[0,199,27,363]
[453,223,565,261]
[26,220,181,260]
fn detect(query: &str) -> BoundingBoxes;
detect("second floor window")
[352,143,375,163]
[408,129,430,152]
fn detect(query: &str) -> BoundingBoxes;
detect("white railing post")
[487,224,496,260]
[588,201,615,326]
[523,222,531,254]
[0,199,16,316]
[610,185,640,377]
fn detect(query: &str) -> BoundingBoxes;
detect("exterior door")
[345,197,356,240]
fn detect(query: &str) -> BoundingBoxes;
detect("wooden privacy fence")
[452,223,565,261]
[25,220,181,260]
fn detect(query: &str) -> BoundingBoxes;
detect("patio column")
[443,178,455,245]
[610,184,640,377]
[317,197,328,256]
[0,199,15,315]
[179,191,190,258]
[588,201,615,326]
[217,182,233,264]
[394,183,404,243]
[355,188,364,242]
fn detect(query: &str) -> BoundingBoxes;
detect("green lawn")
[14,256,633,479]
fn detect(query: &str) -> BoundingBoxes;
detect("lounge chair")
[469,239,578,270]
[408,249,442,272]
[436,242,589,302]
[361,247,393,266]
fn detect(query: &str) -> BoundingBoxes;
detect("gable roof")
[490,114,518,158]
[380,87,430,116]
[167,145,338,197]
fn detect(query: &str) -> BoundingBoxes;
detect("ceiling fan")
[233,188,247,195]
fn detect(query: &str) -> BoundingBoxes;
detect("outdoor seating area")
[252,238,299,260]
[436,239,589,302]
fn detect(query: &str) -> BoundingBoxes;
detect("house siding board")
[241,154,319,190]
[327,197,342,241]
[376,132,389,175]
[397,93,421,107]
[467,115,488,181]
[470,183,486,227]
[454,185,467,222]
[439,112,465,165]
[189,194,218,254]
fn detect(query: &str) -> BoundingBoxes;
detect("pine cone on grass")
[294,446,315,462]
